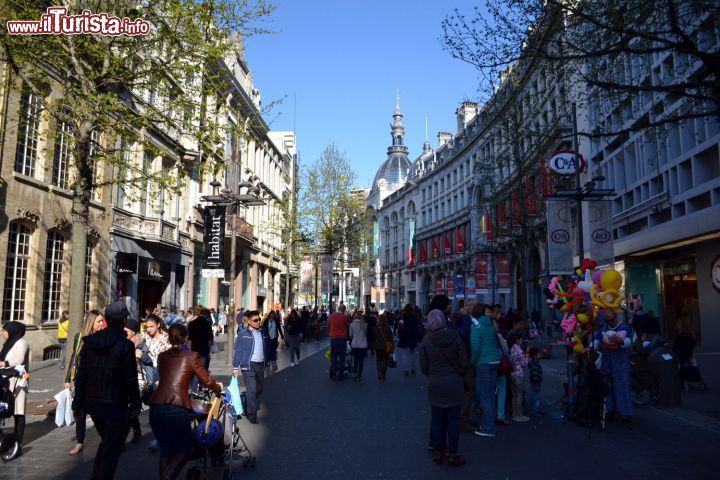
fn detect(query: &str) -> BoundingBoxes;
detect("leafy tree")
[0,0,273,367]
[442,0,720,137]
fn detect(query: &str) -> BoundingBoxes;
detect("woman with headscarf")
[419,310,468,467]
[64,309,106,455]
[0,321,30,454]
[372,313,393,381]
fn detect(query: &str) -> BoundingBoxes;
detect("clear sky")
[245,0,485,188]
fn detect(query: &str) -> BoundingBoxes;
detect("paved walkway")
[6,336,720,479]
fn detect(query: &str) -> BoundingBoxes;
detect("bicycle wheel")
[631,370,662,407]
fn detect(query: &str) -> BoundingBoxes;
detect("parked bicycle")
[630,361,662,407]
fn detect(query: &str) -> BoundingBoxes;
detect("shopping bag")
[210,342,220,354]
[53,388,74,427]
[227,376,244,417]
[388,353,397,368]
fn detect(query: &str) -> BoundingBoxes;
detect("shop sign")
[466,275,476,299]
[712,255,720,294]
[455,273,464,298]
[547,150,585,176]
[447,276,455,299]
[546,199,575,274]
[115,252,137,274]
[202,205,226,270]
[434,276,443,295]
[139,257,167,281]
[257,287,267,297]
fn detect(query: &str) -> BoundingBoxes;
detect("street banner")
[379,287,386,304]
[444,232,452,257]
[484,210,494,241]
[455,273,464,298]
[447,276,455,299]
[431,237,440,259]
[419,239,428,263]
[497,253,511,290]
[498,201,508,235]
[588,201,614,266]
[546,199,575,274]
[408,219,415,266]
[332,273,339,296]
[321,254,333,294]
[475,254,489,289]
[373,222,379,255]
[202,205,225,276]
[466,275,476,299]
[371,285,378,304]
[300,256,313,294]
[525,175,537,216]
[434,276,443,295]
[456,226,465,254]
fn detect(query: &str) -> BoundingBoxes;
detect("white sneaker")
[474,430,496,437]
[513,416,530,422]
[291,362,295,367]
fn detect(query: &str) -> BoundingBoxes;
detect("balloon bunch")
[544,258,625,353]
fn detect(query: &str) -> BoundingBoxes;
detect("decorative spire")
[395,89,401,114]
[391,89,405,147]
[423,116,431,152]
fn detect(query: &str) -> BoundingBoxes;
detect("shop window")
[14,87,41,178]
[2,223,32,322]
[42,231,66,322]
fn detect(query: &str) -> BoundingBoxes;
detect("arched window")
[42,230,66,322]
[2,223,32,322]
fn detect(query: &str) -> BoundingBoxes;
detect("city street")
[5,334,720,480]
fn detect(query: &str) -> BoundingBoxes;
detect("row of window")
[2,223,93,323]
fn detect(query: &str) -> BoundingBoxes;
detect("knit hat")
[426,310,448,332]
[125,317,140,333]
[104,301,129,326]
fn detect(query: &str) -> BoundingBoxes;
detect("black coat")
[71,327,141,414]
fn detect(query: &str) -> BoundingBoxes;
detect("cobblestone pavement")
[4,336,720,480]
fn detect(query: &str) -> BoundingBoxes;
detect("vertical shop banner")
[497,253,511,290]
[434,276,443,295]
[371,285,379,303]
[456,226,465,254]
[588,201,614,266]
[202,205,226,276]
[446,276,455,299]
[444,232,453,257]
[373,222,379,255]
[332,273,339,296]
[379,287,386,304]
[485,211,494,241]
[546,199,575,274]
[475,254,489,289]
[541,163,555,199]
[300,256,314,293]
[466,275,476,299]
[408,219,416,266]
[419,239,428,263]
[431,237,440,259]
[525,175,538,216]
[455,273,465,299]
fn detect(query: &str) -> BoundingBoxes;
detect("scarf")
[0,321,26,361]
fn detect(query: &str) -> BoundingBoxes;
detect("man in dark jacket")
[72,302,140,480]
[300,306,310,342]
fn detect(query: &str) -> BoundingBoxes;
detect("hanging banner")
[434,276,443,295]
[419,239,428,263]
[431,237,440,259]
[475,254,489,289]
[408,219,416,266]
[497,253,511,290]
[546,199,575,274]
[321,254,333,294]
[332,273,339,296]
[373,222,379,255]
[444,232,452,257]
[446,276,455,299]
[525,175,538,216]
[456,226,465,254]
[466,275,476,299]
[300,256,313,294]
[588,201,614,266]
[455,273,464,298]
[371,285,379,303]
[484,210,494,241]
[498,201,508,235]
[202,205,226,276]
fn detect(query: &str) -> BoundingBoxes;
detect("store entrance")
[662,262,700,343]
[138,279,163,315]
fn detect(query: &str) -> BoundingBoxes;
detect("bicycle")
[630,364,662,407]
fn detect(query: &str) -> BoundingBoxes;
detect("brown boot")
[447,453,466,467]
[432,450,447,465]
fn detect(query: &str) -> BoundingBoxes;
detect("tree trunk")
[64,194,89,373]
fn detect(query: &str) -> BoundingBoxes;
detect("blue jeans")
[149,404,192,457]
[496,374,507,420]
[430,405,460,454]
[476,364,498,435]
[330,339,346,378]
[530,384,541,415]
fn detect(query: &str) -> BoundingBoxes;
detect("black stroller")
[0,367,20,461]
[186,387,255,480]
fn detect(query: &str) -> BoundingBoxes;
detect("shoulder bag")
[496,334,513,375]
[431,340,470,393]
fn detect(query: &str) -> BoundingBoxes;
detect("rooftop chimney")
[456,101,479,132]
[437,131,453,147]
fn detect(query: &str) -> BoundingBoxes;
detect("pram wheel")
[185,466,201,480]
[1,434,20,462]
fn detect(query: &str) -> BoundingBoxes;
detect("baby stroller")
[186,387,255,480]
[0,367,20,462]
[674,333,706,392]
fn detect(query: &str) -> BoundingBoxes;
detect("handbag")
[432,340,470,393]
[496,334,513,375]
[528,322,539,339]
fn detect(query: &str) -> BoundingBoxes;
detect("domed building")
[366,94,412,209]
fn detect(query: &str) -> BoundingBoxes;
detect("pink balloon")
[593,270,604,287]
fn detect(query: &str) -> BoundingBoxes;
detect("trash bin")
[647,345,681,406]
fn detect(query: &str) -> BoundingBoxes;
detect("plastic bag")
[210,342,220,354]
[227,376,243,417]
[53,388,74,427]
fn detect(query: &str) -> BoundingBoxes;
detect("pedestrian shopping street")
[7,335,720,480]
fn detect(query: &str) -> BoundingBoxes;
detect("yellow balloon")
[601,269,622,291]
[577,313,589,324]
[573,342,586,354]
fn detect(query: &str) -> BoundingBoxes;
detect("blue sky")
[245,0,484,188]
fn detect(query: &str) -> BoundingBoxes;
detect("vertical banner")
[408,219,416,266]
[300,256,313,294]
[466,275,476,299]
[444,232,452,257]
[373,222,379,255]
[431,237,440,259]
[497,253,511,290]
[455,273,464,299]
[202,205,226,276]
[321,254,333,294]
[525,175,537,216]
[475,254,489,289]
[434,276,443,295]
[419,239,428,263]
[498,201,508,235]
[446,275,455,299]
[332,273,339,296]
[485,210,494,241]
[371,285,379,303]
[588,201,614,266]
[456,226,465,254]
[546,199,575,274]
